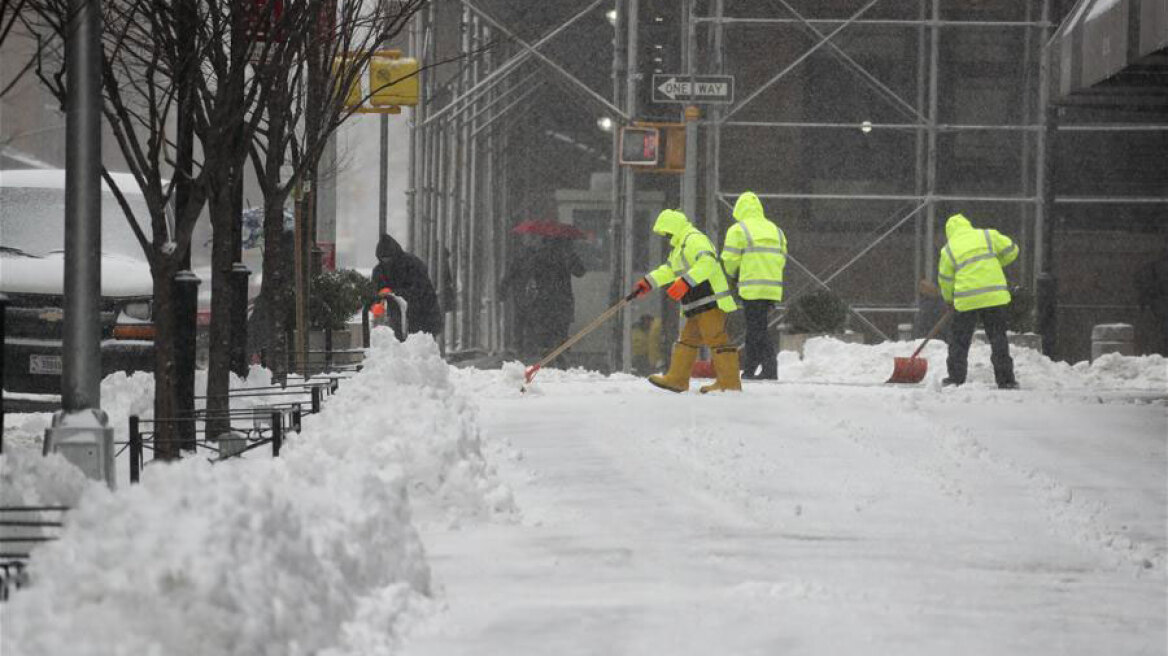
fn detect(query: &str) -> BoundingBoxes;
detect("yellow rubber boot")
[700,346,743,393]
[648,342,699,393]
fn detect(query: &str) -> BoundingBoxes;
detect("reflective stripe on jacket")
[644,209,738,317]
[721,191,787,301]
[937,213,1018,311]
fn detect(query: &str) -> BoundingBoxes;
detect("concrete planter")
[1090,323,1134,361]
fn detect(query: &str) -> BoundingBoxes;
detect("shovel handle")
[910,308,954,359]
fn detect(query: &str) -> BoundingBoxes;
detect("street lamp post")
[44,0,115,489]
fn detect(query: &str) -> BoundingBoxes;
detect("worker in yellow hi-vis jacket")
[720,191,787,380]
[937,213,1019,389]
[629,209,740,393]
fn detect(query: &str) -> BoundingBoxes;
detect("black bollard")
[1,293,7,452]
[230,263,251,378]
[174,270,201,453]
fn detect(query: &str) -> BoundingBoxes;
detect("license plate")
[29,354,63,375]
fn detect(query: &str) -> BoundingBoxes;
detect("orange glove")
[666,278,690,301]
[371,302,386,318]
[378,287,393,297]
[631,278,652,299]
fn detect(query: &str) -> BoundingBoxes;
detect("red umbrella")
[511,219,590,240]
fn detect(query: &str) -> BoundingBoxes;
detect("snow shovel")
[886,308,953,384]
[521,290,639,392]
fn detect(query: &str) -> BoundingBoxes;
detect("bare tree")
[22,0,429,451]
[194,0,426,437]
[247,0,425,381]
[23,0,223,458]
[1,0,36,97]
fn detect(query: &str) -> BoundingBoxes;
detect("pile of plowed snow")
[785,336,1167,391]
[2,328,513,656]
[457,336,1165,395]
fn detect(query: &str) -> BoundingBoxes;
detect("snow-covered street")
[3,333,1166,655]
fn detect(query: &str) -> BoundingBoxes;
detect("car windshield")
[0,186,151,259]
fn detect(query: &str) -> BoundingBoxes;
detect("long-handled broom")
[521,291,638,392]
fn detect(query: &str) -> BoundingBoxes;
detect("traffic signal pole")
[620,0,638,372]
[45,0,115,488]
[682,0,698,226]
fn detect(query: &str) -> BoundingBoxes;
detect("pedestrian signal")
[619,127,659,166]
[619,123,684,173]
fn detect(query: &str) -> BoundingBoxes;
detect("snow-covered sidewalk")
[406,345,1166,655]
[2,335,1165,655]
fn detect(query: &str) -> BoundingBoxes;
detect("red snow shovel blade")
[520,364,542,392]
[887,356,928,384]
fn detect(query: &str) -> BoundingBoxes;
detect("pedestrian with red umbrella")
[500,220,587,362]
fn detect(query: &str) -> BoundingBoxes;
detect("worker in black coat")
[371,233,443,341]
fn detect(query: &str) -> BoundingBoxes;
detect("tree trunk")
[151,257,180,460]
[261,193,292,380]
[205,184,236,440]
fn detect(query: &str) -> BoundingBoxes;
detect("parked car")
[1,169,156,398]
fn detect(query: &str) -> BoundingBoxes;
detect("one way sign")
[652,74,735,105]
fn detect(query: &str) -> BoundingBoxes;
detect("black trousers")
[947,305,1016,386]
[741,299,777,379]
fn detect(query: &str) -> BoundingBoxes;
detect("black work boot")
[757,358,777,380]
[941,377,963,387]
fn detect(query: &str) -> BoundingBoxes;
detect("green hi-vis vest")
[645,209,738,317]
[722,192,787,301]
[937,213,1018,312]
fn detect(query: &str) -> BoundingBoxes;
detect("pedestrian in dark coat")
[371,233,443,341]
[500,236,585,358]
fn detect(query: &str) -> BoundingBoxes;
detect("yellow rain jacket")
[721,191,787,301]
[644,209,738,317]
[937,213,1018,311]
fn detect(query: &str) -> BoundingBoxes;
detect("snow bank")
[301,328,515,524]
[2,329,513,655]
[451,360,639,398]
[784,336,1167,391]
[0,449,93,508]
[451,337,1164,395]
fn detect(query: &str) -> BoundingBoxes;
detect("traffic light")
[370,54,419,108]
[619,122,684,173]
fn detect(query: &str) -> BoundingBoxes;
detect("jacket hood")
[652,209,691,241]
[945,213,973,239]
[376,233,404,261]
[732,191,765,222]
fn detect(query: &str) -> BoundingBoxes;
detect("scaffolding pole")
[925,0,940,281]
[619,0,638,372]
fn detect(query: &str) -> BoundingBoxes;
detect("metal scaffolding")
[409,0,1168,364]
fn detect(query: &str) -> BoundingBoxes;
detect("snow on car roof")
[0,168,147,195]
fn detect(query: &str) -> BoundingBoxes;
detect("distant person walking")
[371,233,443,341]
[720,191,787,380]
[500,236,586,360]
[937,213,1019,389]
